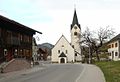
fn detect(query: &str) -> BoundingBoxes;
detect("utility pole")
[88,46,90,64]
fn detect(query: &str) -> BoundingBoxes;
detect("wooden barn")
[0,15,42,63]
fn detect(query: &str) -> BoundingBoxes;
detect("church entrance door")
[60,58,65,63]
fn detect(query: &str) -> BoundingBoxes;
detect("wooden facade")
[38,48,47,61]
[0,15,42,63]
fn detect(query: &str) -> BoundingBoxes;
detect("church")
[51,9,82,63]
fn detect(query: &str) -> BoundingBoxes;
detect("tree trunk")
[89,47,93,64]
[96,50,100,61]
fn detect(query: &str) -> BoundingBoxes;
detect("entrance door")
[60,58,65,63]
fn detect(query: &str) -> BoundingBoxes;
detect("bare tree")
[81,27,95,63]
[82,26,115,62]
[94,26,115,61]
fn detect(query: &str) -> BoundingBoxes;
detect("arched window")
[115,43,117,47]
[58,50,60,54]
[74,32,77,36]
[115,52,118,56]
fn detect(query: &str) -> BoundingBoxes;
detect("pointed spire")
[72,9,79,25]
[71,9,80,30]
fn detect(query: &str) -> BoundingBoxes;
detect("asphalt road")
[0,63,105,82]
[0,64,84,82]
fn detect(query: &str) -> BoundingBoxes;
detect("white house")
[32,38,39,62]
[108,34,120,61]
[51,9,82,63]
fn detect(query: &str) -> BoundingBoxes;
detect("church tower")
[71,9,82,61]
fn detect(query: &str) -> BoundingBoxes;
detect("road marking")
[75,65,86,82]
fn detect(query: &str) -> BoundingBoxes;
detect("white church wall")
[71,25,82,61]
[52,35,74,63]
[75,55,82,61]
[71,25,81,53]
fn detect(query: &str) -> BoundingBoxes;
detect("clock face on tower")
[74,26,77,29]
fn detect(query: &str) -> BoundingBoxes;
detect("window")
[14,49,18,56]
[109,53,111,56]
[112,51,114,59]
[74,26,77,29]
[115,52,118,56]
[66,50,67,54]
[20,49,23,56]
[72,45,74,48]
[115,43,117,47]
[108,45,111,48]
[58,50,60,54]
[112,44,114,48]
[75,53,77,56]
[112,51,114,55]
[4,49,7,56]
[74,32,77,36]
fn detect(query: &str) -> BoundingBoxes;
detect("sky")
[0,0,120,44]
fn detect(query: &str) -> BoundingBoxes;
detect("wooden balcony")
[6,37,20,46]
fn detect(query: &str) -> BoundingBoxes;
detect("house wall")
[0,26,33,63]
[32,38,38,62]
[108,40,120,61]
[52,36,75,63]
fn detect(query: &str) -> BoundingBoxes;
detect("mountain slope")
[37,43,54,56]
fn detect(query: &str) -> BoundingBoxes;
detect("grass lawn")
[95,61,120,82]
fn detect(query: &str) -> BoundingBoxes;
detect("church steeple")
[71,9,80,30]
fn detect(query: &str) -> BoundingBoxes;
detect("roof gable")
[0,15,42,35]
[59,52,67,57]
[52,35,73,50]
[109,34,120,43]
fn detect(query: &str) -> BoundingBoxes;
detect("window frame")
[115,52,118,56]
[115,43,117,47]
[58,50,60,54]
[108,45,111,48]
[66,50,67,54]
[74,32,77,36]
[112,44,114,48]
